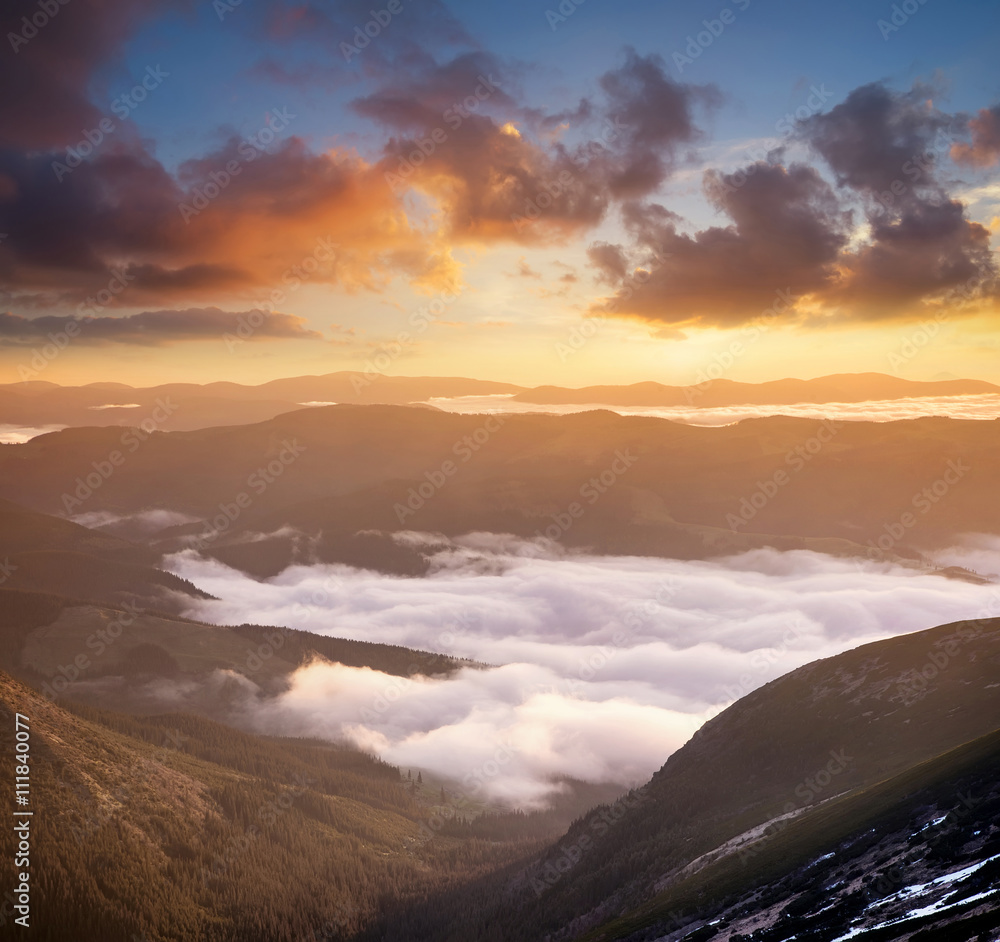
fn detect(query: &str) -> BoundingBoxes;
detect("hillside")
[0,670,546,941]
[586,726,1000,941]
[1,406,996,576]
[3,606,999,941]
[369,614,1000,941]
[0,500,209,613]
[0,586,477,716]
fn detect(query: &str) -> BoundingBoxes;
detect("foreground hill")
[0,671,545,941]
[1,406,996,575]
[2,610,998,940]
[372,614,1000,941]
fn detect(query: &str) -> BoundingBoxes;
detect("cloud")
[515,258,542,279]
[350,51,516,129]
[590,164,850,325]
[164,541,1000,806]
[825,197,997,317]
[594,48,718,199]
[797,83,998,317]
[422,392,1000,425]
[797,82,962,198]
[0,0,479,305]
[370,49,712,244]
[70,508,201,533]
[0,424,66,444]
[0,0,191,150]
[951,105,1000,168]
[590,82,999,327]
[0,308,321,346]
[255,0,476,80]
[0,138,461,304]
[925,532,1000,579]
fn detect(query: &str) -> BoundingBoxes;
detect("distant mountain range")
[1,405,996,575]
[1,372,997,432]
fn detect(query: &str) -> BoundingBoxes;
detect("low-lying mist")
[164,536,1000,807]
[423,393,1000,425]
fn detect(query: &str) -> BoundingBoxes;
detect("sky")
[1,0,999,387]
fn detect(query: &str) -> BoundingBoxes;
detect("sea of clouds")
[423,393,1000,425]
[164,535,1000,807]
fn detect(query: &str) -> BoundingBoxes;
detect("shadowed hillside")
[368,615,1000,941]
[1,406,996,576]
